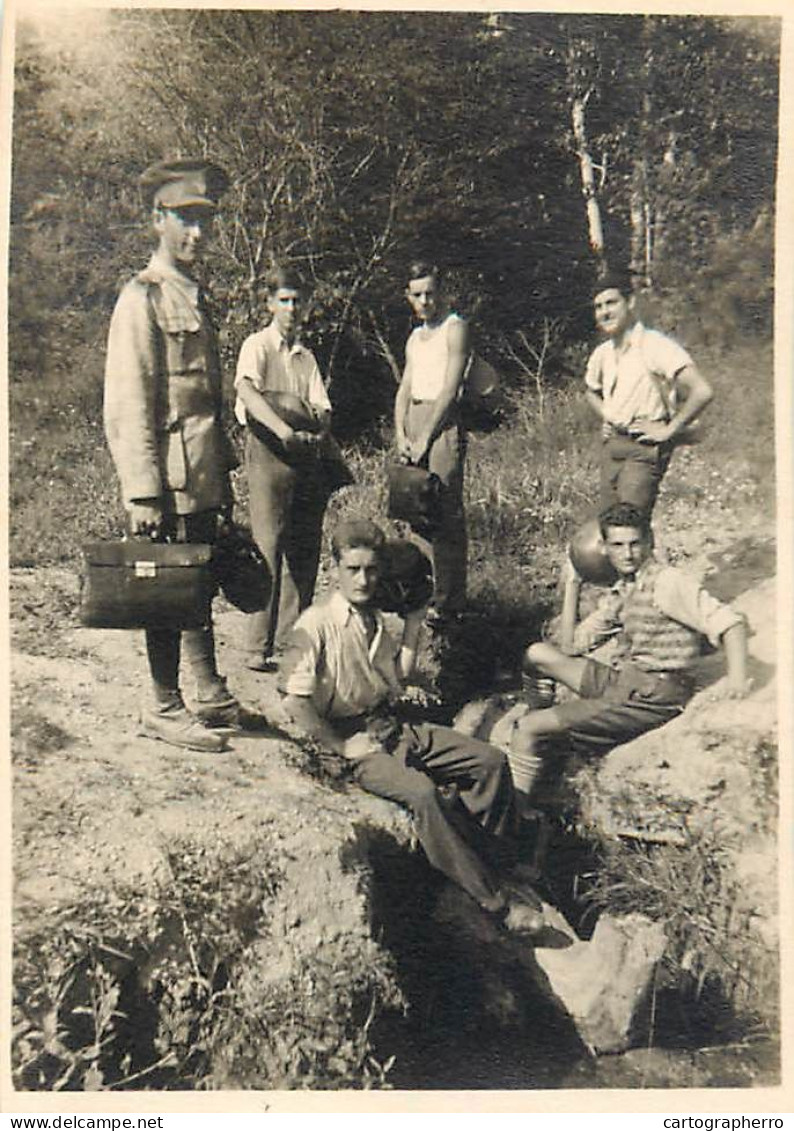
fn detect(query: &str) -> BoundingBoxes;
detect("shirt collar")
[328,590,385,631]
[610,319,644,356]
[148,251,200,303]
[613,553,657,593]
[264,319,305,356]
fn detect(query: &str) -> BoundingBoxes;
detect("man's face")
[405,275,438,323]
[603,525,652,577]
[336,547,381,608]
[154,205,214,268]
[268,287,302,341]
[594,288,634,338]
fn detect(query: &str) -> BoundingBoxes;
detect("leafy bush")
[13,837,402,1091]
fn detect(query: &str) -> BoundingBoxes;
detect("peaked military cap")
[140,158,230,209]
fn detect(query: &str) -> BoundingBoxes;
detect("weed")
[580,825,778,1029]
[12,834,402,1091]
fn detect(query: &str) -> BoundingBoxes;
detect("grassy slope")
[10,334,774,659]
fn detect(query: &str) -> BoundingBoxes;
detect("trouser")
[245,432,329,659]
[550,660,693,756]
[144,510,222,706]
[353,722,517,912]
[405,401,467,612]
[600,434,673,516]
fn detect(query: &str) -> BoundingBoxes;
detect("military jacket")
[104,253,233,515]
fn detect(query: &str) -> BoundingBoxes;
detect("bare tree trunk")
[632,21,655,288]
[367,309,402,384]
[571,92,605,260]
[630,162,645,281]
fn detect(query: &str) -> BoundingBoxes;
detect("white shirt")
[406,313,464,402]
[278,591,402,719]
[584,322,694,428]
[234,320,331,426]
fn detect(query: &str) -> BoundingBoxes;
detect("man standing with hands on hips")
[104,158,239,753]
[584,266,714,516]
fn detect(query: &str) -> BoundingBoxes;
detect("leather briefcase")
[386,463,442,534]
[80,541,215,630]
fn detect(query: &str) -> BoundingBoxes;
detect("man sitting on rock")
[510,503,750,805]
[278,518,543,936]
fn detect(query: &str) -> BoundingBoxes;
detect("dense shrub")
[13,837,403,1091]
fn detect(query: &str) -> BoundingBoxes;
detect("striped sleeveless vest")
[622,561,702,672]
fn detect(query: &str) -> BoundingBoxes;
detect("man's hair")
[598,503,652,540]
[592,264,634,301]
[265,264,304,295]
[407,259,441,286]
[331,518,386,562]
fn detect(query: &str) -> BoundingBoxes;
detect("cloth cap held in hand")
[377,540,434,615]
[140,158,230,210]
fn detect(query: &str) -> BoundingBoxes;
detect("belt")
[610,422,669,438]
[644,668,696,693]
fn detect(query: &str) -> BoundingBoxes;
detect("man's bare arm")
[396,608,426,682]
[721,621,750,698]
[559,556,583,654]
[282,694,346,755]
[405,319,469,464]
[629,365,713,444]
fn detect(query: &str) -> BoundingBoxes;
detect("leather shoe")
[140,704,229,753]
[194,679,241,728]
[244,654,278,673]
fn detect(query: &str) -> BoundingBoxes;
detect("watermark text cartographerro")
[664,1120,784,1129]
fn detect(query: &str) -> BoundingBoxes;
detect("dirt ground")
[9,455,780,1091]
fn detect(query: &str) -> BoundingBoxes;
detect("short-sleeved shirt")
[573,557,743,666]
[584,322,694,428]
[234,320,331,426]
[406,313,464,402]
[278,591,403,720]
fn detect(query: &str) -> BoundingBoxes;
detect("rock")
[534,911,666,1054]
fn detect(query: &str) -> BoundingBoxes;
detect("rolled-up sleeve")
[643,328,694,382]
[278,620,323,699]
[654,568,743,647]
[103,282,163,506]
[584,344,606,393]
[234,334,267,425]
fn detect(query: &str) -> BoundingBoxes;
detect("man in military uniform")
[104,159,239,752]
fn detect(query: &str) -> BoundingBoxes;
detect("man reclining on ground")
[278,517,543,937]
[508,503,750,808]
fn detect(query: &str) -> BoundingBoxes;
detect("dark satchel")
[376,540,433,615]
[212,523,272,613]
[79,541,215,630]
[386,462,442,534]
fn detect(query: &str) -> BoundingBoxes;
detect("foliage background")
[8,10,779,615]
[8,12,781,1088]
